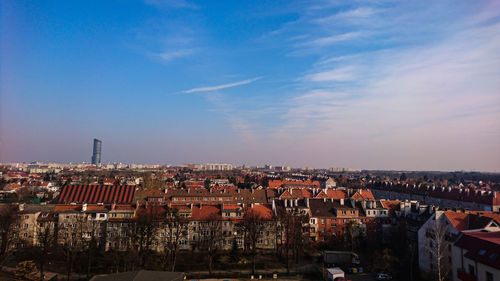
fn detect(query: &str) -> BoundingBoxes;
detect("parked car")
[376,273,393,280]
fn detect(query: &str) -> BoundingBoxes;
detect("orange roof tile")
[248,204,273,220]
[191,205,221,221]
[326,190,348,199]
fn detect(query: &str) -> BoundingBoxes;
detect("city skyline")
[1,0,500,171]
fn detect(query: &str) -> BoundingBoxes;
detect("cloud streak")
[181,77,261,93]
[158,48,197,61]
[144,0,199,9]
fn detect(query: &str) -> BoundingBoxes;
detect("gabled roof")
[279,190,293,200]
[444,211,500,232]
[380,200,401,217]
[351,190,375,200]
[314,190,328,199]
[443,211,469,231]
[455,231,500,270]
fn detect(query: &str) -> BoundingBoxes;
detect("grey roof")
[90,270,185,281]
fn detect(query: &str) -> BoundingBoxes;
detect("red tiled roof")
[352,190,375,200]
[269,180,320,188]
[248,204,273,220]
[455,231,500,269]
[114,205,135,211]
[54,204,81,212]
[444,211,469,231]
[222,204,241,210]
[58,185,135,204]
[381,200,401,217]
[326,190,348,199]
[191,205,221,221]
[444,211,500,232]
[85,205,108,211]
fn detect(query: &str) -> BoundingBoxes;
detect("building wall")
[451,244,500,281]
[417,212,457,277]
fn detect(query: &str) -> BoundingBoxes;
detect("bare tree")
[129,207,160,268]
[199,214,224,276]
[160,207,187,271]
[59,213,86,281]
[241,209,265,275]
[0,204,20,266]
[30,221,56,281]
[424,218,451,281]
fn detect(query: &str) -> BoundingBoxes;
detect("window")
[341,210,346,215]
[24,215,29,219]
[23,224,28,228]
[468,265,475,276]
[321,219,325,224]
[23,233,28,238]
[350,211,355,215]
[486,271,493,281]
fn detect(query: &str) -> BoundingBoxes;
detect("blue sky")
[1,0,499,171]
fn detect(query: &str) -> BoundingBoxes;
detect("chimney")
[111,203,116,210]
[82,203,87,212]
[324,198,327,202]
[361,200,366,209]
[284,199,288,208]
[19,203,25,211]
[340,198,344,206]
[294,198,298,207]
[272,199,276,212]
[305,198,310,208]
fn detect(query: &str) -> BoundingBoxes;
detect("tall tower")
[91,138,102,166]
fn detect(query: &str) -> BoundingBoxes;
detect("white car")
[376,273,392,280]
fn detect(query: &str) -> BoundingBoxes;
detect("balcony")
[457,269,476,281]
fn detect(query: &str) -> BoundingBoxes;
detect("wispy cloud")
[315,7,378,23]
[295,32,361,47]
[158,48,197,61]
[304,66,356,82]
[144,0,199,9]
[181,77,261,93]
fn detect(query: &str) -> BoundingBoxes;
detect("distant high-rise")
[91,138,102,166]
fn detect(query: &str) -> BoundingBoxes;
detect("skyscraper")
[91,138,102,166]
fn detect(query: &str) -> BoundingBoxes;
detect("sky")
[1,0,500,171]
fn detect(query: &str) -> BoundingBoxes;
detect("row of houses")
[369,181,500,211]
